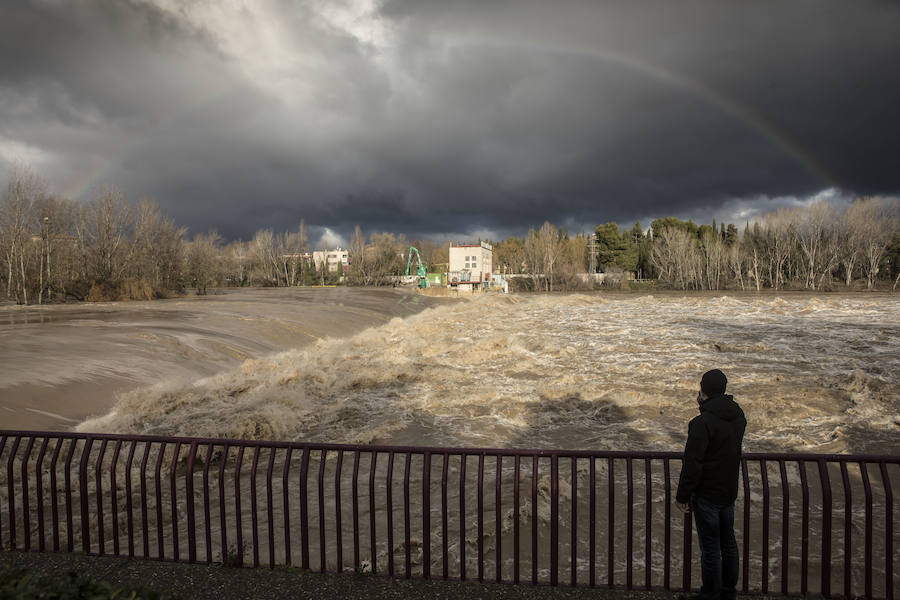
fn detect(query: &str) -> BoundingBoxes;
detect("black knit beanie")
[700,369,728,396]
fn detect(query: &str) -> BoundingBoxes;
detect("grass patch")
[0,565,183,599]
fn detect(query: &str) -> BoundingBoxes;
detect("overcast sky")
[2,0,899,245]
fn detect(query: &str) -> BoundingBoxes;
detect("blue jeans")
[691,495,739,600]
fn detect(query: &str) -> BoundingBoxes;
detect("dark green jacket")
[676,393,746,505]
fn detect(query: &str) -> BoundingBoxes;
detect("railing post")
[817,459,832,598]
[6,436,21,550]
[185,441,198,564]
[21,437,35,552]
[550,453,558,587]
[79,436,93,554]
[878,461,893,600]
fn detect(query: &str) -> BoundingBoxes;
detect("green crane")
[405,246,427,288]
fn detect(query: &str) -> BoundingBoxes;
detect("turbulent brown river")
[2,288,898,455]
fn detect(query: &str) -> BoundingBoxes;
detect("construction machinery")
[405,246,427,288]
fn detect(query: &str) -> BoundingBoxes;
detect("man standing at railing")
[675,369,747,600]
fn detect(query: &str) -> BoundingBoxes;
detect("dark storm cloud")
[1,0,898,241]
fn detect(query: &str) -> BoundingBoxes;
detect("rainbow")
[60,42,836,200]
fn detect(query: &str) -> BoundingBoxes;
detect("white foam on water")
[78,294,900,454]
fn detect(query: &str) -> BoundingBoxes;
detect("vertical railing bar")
[79,436,94,555]
[859,461,872,600]
[626,456,633,589]
[550,454,558,587]
[299,446,311,571]
[514,454,521,586]
[110,440,122,556]
[531,455,538,586]
[250,445,261,568]
[571,456,578,588]
[202,443,214,564]
[169,441,182,562]
[608,457,615,589]
[351,450,360,570]
[124,441,136,558]
[799,460,810,597]
[281,447,293,567]
[441,452,449,581]
[64,438,77,553]
[877,461,893,600]
[154,441,167,560]
[460,453,468,582]
[818,459,832,598]
[318,449,327,572]
[423,451,432,581]
[778,459,789,596]
[6,436,21,550]
[404,452,413,580]
[839,461,851,600]
[334,450,344,573]
[218,444,230,563]
[682,505,692,593]
[35,438,49,552]
[367,450,377,574]
[664,458,672,591]
[185,441,198,564]
[589,456,596,589]
[49,437,62,553]
[644,458,652,590]
[386,452,395,576]
[266,446,276,569]
[0,436,7,548]
[139,442,152,558]
[741,458,750,593]
[94,439,107,555]
[760,459,770,595]
[21,437,36,552]
[233,445,246,567]
[477,453,485,583]
[496,454,503,584]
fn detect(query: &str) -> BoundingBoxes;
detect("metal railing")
[0,430,897,599]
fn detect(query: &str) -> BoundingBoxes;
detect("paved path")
[2,550,677,600]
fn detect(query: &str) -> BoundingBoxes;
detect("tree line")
[3,165,899,304]
[624,199,898,291]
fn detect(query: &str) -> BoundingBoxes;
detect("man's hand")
[676,500,691,514]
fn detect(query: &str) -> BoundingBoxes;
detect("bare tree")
[84,187,137,282]
[1,165,47,304]
[187,231,222,294]
[793,200,839,290]
[651,227,698,289]
[348,225,369,285]
[851,197,899,289]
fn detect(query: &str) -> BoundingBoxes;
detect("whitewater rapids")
[77,292,900,455]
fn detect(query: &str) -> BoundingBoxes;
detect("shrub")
[0,565,183,599]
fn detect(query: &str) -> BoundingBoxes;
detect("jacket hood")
[700,394,742,421]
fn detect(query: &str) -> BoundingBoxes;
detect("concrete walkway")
[1,550,678,600]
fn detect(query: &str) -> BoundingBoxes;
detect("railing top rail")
[1,430,897,463]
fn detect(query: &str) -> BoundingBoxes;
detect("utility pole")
[588,233,598,274]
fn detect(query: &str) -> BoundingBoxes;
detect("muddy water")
[0,288,443,431]
[64,291,900,455]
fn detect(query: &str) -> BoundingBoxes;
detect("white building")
[312,248,349,273]
[448,241,493,289]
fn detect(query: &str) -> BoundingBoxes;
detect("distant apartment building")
[448,241,492,290]
[313,248,349,273]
